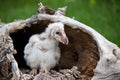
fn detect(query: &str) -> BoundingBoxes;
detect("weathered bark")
[0,22,5,28]
[0,3,120,80]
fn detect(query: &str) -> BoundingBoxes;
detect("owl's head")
[45,22,69,45]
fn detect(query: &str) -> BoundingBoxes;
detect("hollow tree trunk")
[0,3,120,80]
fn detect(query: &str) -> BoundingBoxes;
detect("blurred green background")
[0,0,120,46]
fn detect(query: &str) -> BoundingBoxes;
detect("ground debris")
[34,66,82,80]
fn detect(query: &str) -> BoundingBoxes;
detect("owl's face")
[52,27,69,45]
[47,22,69,45]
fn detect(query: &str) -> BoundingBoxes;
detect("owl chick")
[24,22,69,75]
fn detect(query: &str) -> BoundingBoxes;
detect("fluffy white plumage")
[24,22,68,74]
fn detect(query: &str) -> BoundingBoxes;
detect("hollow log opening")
[10,20,99,78]
[10,21,51,68]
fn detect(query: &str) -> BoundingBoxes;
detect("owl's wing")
[24,43,33,60]
[29,34,40,43]
[24,43,33,55]
[24,34,40,60]
[24,34,40,55]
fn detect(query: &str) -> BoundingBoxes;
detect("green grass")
[0,0,120,46]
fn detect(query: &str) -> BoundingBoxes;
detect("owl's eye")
[56,31,62,35]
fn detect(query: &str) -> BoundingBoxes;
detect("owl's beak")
[60,34,69,45]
